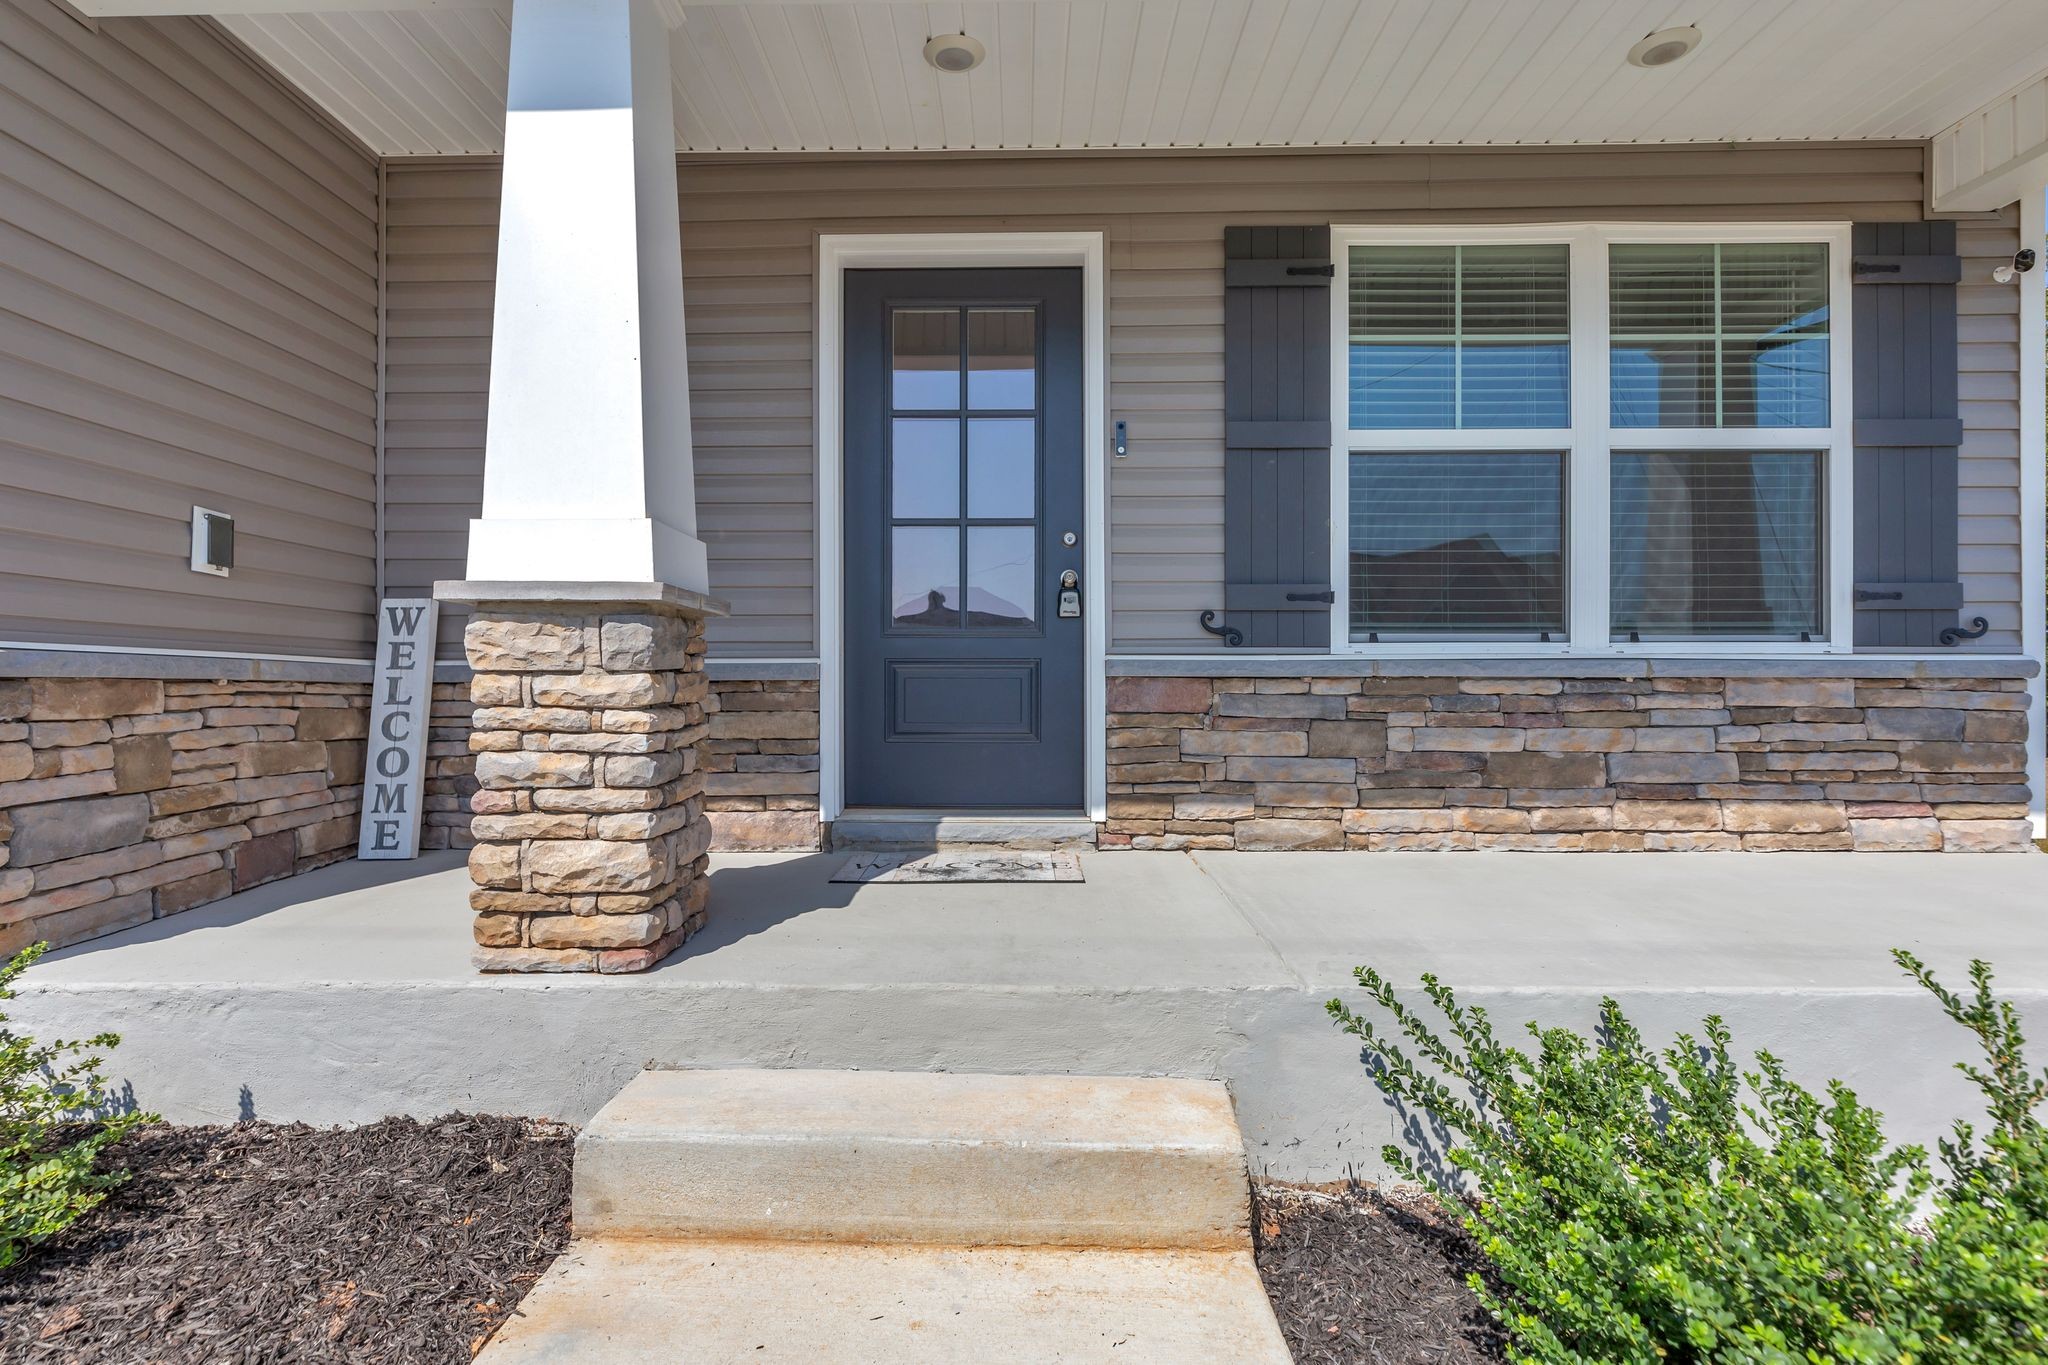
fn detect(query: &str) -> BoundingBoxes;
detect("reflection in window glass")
[1610,451,1820,639]
[1610,243,1829,428]
[891,527,959,627]
[1349,453,1565,639]
[1348,244,1570,430]
[968,309,1035,409]
[891,419,959,519]
[892,309,959,410]
[968,419,1035,519]
[966,526,1035,628]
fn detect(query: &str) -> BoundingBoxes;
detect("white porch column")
[465,0,706,594]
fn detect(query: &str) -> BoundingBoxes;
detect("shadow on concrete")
[655,853,864,966]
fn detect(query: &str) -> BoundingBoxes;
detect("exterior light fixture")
[1627,25,1702,68]
[923,33,985,73]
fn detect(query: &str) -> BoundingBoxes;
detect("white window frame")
[1329,222,1854,657]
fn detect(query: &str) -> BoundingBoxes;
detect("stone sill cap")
[433,580,730,619]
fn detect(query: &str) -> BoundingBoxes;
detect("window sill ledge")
[1106,654,2039,680]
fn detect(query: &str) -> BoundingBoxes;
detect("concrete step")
[828,809,1098,851]
[574,1069,1249,1248]
[474,1237,1292,1364]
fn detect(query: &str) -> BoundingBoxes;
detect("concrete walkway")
[16,849,2048,1180]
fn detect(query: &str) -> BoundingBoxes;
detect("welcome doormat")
[829,852,1085,884]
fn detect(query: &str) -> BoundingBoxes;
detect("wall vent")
[191,506,234,576]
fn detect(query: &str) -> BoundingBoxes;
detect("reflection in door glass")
[967,419,1035,519]
[891,526,960,627]
[967,526,1035,627]
[967,309,1035,409]
[892,310,960,409]
[891,419,959,518]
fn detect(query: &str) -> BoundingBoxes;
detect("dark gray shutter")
[1852,222,1973,647]
[1213,226,1332,649]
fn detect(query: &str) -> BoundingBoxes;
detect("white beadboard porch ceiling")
[218,0,2048,157]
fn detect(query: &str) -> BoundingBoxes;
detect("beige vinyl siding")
[1956,204,2024,654]
[382,142,1937,656]
[0,0,379,656]
[379,162,496,660]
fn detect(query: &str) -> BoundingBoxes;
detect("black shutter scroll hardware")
[1199,610,1245,648]
[1940,617,1990,647]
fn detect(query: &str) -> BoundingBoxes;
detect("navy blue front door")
[843,269,1085,810]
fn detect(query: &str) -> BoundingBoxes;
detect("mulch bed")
[0,1116,573,1364]
[1255,1182,1506,1365]
[4,1119,1503,1363]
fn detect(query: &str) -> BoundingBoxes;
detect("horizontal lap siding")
[0,0,378,656]
[382,142,1932,656]
[1956,205,2024,653]
[379,163,496,660]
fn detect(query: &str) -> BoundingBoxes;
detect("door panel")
[844,269,1085,809]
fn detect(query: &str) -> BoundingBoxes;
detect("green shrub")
[1,943,152,1269]
[1327,951,2048,1364]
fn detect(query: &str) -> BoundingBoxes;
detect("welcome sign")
[357,597,439,860]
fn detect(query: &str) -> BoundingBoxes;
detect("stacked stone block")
[0,675,368,954]
[464,605,714,973]
[422,679,477,851]
[703,677,822,850]
[1102,673,2034,852]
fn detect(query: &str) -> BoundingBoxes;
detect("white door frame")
[815,231,1108,823]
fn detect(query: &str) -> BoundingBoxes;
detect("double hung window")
[1335,225,1848,651]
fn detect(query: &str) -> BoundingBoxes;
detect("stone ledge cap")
[434,580,730,620]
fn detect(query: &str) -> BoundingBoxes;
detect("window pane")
[967,309,1035,409]
[967,526,1035,628]
[891,527,959,628]
[967,419,1035,519]
[892,419,959,518]
[1349,243,1569,430]
[1348,452,1566,639]
[1610,242,1829,428]
[1610,451,1820,640]
[892,309,959,409]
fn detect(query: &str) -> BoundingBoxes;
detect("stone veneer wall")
[462,606,714,973]
[0,676,372,955]
[702,677,822,850]
[1102,674,2034,852]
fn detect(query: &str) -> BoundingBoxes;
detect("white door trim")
[815,231,1108,823]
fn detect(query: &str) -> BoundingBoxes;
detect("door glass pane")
[1347,243,1569,430]
[966,526,1035,628]
[1609,242,1829,427]
[891,527,959,628]
[967,419,1035,518]
[1348,452,1565,639]
[892,309,959,410]
[967,309,1035,409]
[1610,451,1820,639]
[891,419,959,518]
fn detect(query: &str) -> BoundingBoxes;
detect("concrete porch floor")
[15,849,2048,1181]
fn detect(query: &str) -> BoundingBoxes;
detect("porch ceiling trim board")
[71,0,2048,157]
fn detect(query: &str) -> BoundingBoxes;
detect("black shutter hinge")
[1855,588,1904,602]
[1285,589,1335,603]
[1285,263,1335,277]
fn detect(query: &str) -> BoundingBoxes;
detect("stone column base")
[449,587,722,973]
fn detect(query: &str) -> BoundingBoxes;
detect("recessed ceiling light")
[1627,25,1702,68]
[924,33,985,74]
